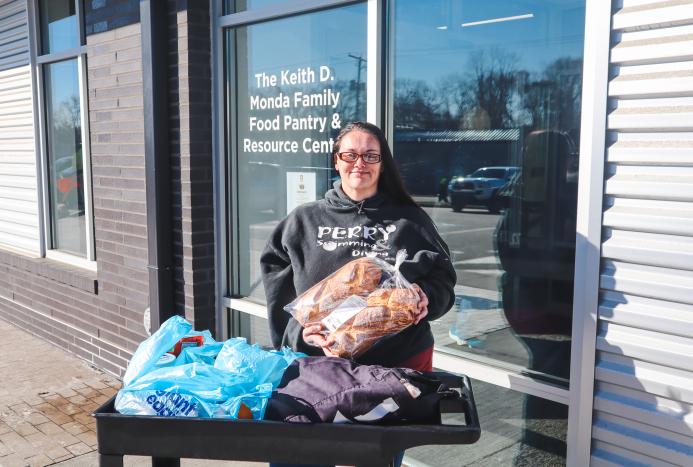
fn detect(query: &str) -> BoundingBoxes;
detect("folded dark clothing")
[265,356,457,424]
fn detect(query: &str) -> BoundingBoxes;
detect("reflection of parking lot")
[424,205,502,292]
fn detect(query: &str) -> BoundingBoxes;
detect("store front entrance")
[216,1,585,464]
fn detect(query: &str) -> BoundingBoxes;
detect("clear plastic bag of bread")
[284,250,419,359]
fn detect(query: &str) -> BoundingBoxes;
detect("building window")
[225,3,368,300]
[34,0,94,265]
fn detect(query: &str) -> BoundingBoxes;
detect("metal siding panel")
[602,228,693,270]
[603,197,693,236]
[605,164,693,201]
[609,60,693,98]
[595,380,693,435]
[596,5,693,454]
[613,2,693,31]
[0,0,28,70]
[596,321,693,372]
[0,8,39,254]
[599,290,693,338]
[595,350,693,404]
[592,440,676,467]
[592,413,693,465]
[601,259,693,304]
[611,24,693,65]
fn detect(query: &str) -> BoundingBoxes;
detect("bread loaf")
[291,258,382,325]
[328,290,418,358]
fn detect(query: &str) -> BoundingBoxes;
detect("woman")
[261,122,456,467]
[261,121,456,371]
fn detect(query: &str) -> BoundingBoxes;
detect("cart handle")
[431,372,480,430]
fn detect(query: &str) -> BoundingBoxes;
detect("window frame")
[28,0,95,270]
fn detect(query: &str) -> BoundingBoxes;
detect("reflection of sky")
[47,59,79,112]
[246,3,367,88]
[42,5,78,54]
[395,0,585,82]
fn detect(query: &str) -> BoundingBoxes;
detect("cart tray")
[93,372,480,467]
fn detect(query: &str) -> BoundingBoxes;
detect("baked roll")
[291,258,382,325]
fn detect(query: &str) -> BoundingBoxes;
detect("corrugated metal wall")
[591,0,693,465]
[0,0,39,253]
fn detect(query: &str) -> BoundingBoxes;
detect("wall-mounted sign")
[286,171,316,213]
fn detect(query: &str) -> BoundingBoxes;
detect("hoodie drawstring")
[357,200,365,214]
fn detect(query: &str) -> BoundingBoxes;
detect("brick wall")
[87,23,149,367]
[0,4,217,377]
[0,22,150,378]
[168,0,216,332]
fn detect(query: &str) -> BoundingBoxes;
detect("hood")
[324,180,387,214]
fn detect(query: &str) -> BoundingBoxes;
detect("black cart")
[93,373,480,467]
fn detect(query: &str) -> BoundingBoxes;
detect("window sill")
[0,247,98,294]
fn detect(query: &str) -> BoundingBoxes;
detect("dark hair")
[332,121,417,207]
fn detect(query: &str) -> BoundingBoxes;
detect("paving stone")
[75,431,97,448]
[65,442,92,456]
[22,395,45,406]
[54,402,82,417]
[25,411,50,426]
[35,421,64,436]
[24,452,53,466]
[0,439,12,456]
[51,453,75,463]
[74,387,102,399]
[24,431,50,448]
[66,395,88,405]
[37,404,73,426]
[91,394,111,405]
[86,380,109,390]
[0,430,31,453]
[15,421,39,436]
[46,431,80,448]
[45,445,71,461]
[56,389,78,399]
[60,422,88,436]
[0,452,28,467]
[71,413,93,427]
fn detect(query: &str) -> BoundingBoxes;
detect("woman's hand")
[411,283,429,324]
[302,324,337,356]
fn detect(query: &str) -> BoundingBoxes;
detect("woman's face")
[334,130,382,201]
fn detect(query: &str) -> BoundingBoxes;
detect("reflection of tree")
[393,55,583,136]
[467,49,518,129]
[522,58,582,132]
[54,95,82,147]
[394,79,437,129]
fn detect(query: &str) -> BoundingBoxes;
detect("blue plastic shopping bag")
[122,315,191,386]
[116,316,306,419]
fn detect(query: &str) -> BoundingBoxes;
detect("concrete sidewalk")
[0,318,262,467]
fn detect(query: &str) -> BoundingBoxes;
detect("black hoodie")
[260,181,456,368]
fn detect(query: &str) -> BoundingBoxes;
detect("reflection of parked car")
[54,155,83,216]
[448,166,519,213]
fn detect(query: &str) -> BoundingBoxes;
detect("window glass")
[393,0,584,385]
[408,378,567,465]
[44,59,86,257]
[224,0,290,14]
[40,0,79,54]
[228,3,367,300]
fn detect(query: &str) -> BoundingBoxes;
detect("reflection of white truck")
[448,166,519,213]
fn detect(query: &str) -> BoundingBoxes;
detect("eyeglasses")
[336,152,382,164]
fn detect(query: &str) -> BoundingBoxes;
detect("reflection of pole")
[348,53,366,119]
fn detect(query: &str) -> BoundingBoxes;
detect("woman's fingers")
[411,283,429,324]
[302,324,327,346]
